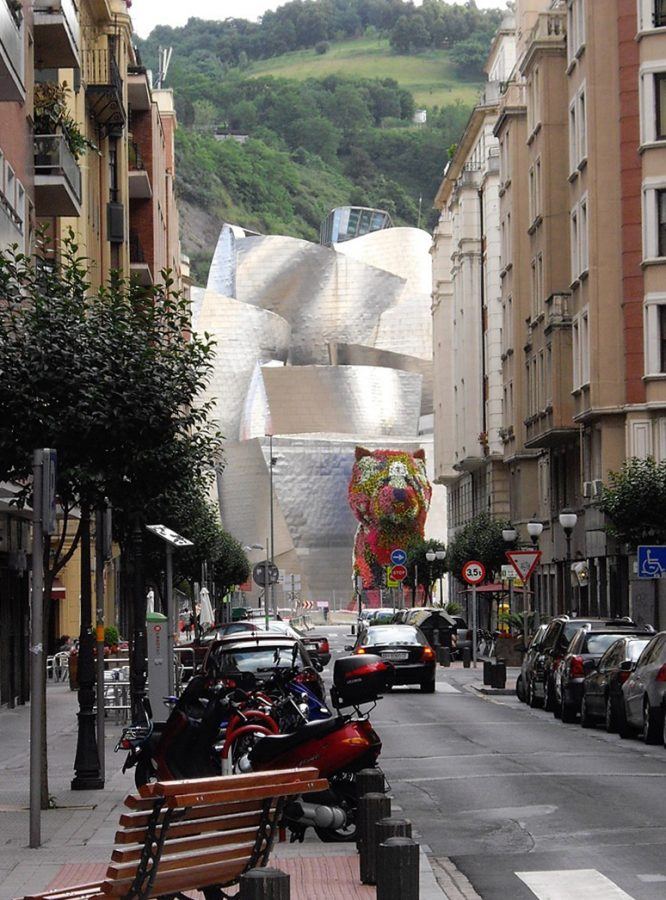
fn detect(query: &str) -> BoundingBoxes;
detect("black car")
[555,626,653,722]
[203,633,325,699]
[516,624,548,705]
[348,624,436,693]
[581,635,653,731]
[532,616,638,712]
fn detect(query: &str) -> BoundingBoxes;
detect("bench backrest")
[102,768,327,898]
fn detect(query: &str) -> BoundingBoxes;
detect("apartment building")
[432,18,515,537]
[433,0,666,619]
[0,0,184,702]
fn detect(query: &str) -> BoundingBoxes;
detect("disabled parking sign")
[637,545,666,579]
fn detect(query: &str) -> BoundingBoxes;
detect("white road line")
[435,682,461,693]
[396,772,666,784]
[516,869,635,899]
[637,874,666,883]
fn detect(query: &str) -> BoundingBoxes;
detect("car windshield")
[583,633,627,655]
[209,644,307,674]
[261,621,300,639]
[363,626,426,646]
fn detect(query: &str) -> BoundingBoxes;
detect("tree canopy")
[599,457,666,548]
[446,513,509,582]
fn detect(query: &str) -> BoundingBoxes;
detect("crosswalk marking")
[516,869,635,899]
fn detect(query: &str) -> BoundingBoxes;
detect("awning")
[51,578,66,600]
[458,582,530,595]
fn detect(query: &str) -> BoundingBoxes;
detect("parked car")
[180,621,259,670]
[555,625,654,722]
[347,624,436,693]
[516,624,548,705]
[581,635,653,731]
[622,631,666,743]
[532,616,638,712]
[203,632,325,699]
[391,609,410,624]
[260,619,331,666]
[402,608,457,652]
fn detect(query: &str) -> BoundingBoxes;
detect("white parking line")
[516,869,635,899]
[435,682,461,694]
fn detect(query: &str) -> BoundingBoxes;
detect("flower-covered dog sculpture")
[348,446,432,590]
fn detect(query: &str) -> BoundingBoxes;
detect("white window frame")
[579,194,589,275]
[638,0,666,33]
[642,178,666,260]
[639,61,666,145]
[567,0,586,64]
[644,292,666,375]
[569,100,578,176]
[570,206,580,282]
[572,306,590,390]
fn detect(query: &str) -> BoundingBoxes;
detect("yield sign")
[506,550,542,583]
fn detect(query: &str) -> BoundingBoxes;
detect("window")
[529,167,536,222]
[657,73,666,139]
[578,89,587,160]
[659,189,666,256]
[528,68,541,134]
[572,306,590,389]
[660,305,666,371]
[570,207,579,281]
[535,158,541,217]
[568,85,587,172]
[546,344,553,406]
[655,0,666,28]
[567,0,586,63]
[579,196,588,273]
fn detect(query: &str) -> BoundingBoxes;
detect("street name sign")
[389,564,408,582]
[146,524,194,547]
[462,560,486,585]
[637,545,666,579]
[506,550,541,583]
[391,548,407,565]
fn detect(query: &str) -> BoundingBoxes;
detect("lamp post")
[425,550,436,603]
[502,524,518,643]
[526,518,543,628]
[559,509,578,614]
[435,549,446,606]
[267,435,277,618]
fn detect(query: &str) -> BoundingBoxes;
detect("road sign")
[501,564,524,587]
[389,564,408,582]
[462,560,486,585]
[146,524,194,548]
[506,550,542,583]
[637,545,666,579]
[391,548,407,566]
[252,560,279,586]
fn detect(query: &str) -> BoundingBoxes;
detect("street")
[324,624,666,899]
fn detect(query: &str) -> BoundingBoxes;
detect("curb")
[471,685,516,696]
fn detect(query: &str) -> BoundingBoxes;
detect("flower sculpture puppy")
[349,446,432,591]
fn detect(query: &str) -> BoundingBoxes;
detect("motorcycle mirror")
[312,658,324,673]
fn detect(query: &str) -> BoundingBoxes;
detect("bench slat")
[18,884,105,900]
[139,766,321,799]
[115,810,265,845]
[118,797,265,829]
[111,826,261,863]
[166,776,328,809]
[102,855,250,896]
[107,841,254,880]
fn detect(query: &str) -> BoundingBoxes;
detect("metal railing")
[0,190,22,248]
[129,230,146,264]
[33,0,80,56]
[0,0,24,88]
[83,47,122,92]
[34,134,82,202]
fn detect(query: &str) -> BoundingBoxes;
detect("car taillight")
[319,639,330,654]
[656,664,666,682]
[569,656,585,678]
[422,646,435,660]
[618,669,631,684]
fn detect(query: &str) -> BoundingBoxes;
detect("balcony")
[0,0,25,101]
[129,231,152,286]
[33,0,80,70]
[34,134,82,217]
[83,48,125,130]
[127,65,151,111]
[128,141,151,199]
[0,189,23,250]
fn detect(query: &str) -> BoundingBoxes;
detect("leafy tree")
[212,531,252,599]
[450,33,490,78]
[193,99,217,130]
[446,513,510,582]
[599,457,666,548]
[406,538,447,602]
[389,14,431,54]
[284,115,342,163]
[315,40,331,54]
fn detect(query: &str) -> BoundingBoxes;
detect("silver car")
[622,631,666,743]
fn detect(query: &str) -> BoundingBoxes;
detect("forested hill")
[138,1,506,284]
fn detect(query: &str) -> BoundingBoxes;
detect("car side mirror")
[619,659,634,672]
[344,645,354,652]
[312,658,324,672]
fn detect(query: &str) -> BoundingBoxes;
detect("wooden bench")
[17,768,327,900]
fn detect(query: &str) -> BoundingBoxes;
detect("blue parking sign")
[637,545,666,579]
[391,548,407,566]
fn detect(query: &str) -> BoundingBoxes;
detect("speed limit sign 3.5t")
[462,560,486,585]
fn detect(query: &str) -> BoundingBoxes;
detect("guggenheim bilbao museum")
[192,207,446,603]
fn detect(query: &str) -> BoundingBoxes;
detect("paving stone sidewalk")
[0,684,448,899]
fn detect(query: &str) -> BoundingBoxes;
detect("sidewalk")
[0,684,448,899]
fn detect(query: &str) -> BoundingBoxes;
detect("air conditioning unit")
[582,481,592,498]
[591,479,603,498]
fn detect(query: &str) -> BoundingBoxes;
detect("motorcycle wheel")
[313,775,358,843]
[134,757,157,790]
[314,820,357,842]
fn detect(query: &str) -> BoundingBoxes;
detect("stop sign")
[390,564,408,582]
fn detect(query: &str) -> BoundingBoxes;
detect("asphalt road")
[322,623,666,900]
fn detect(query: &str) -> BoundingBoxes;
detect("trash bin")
[491,660,506,689]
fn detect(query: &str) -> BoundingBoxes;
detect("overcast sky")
[131,0,506,38]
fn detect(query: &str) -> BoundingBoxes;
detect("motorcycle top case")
[331,655,393,707]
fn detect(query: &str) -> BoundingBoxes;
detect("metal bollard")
[462,646,472,668]
[351,624,356,635]
[491,660,507,689]
[437,646,451,667]
[357,767,385,798]
[239,867,290,899]
[359,792,391,884]
[483,660,493,685]
[377,836,419,900]
[375,817,412,864]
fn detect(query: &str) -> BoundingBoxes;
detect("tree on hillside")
[389,14,431,53]
[450,32,491,78]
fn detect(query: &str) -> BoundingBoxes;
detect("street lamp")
[559,509,578,613]
[502,525,517,544]
[502,524,519,643]
[435,549,446,606]
[266,434,277,623]
[526,519,544,546]
[426,549,435,603]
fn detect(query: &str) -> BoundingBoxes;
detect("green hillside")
[247,37,482,108]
